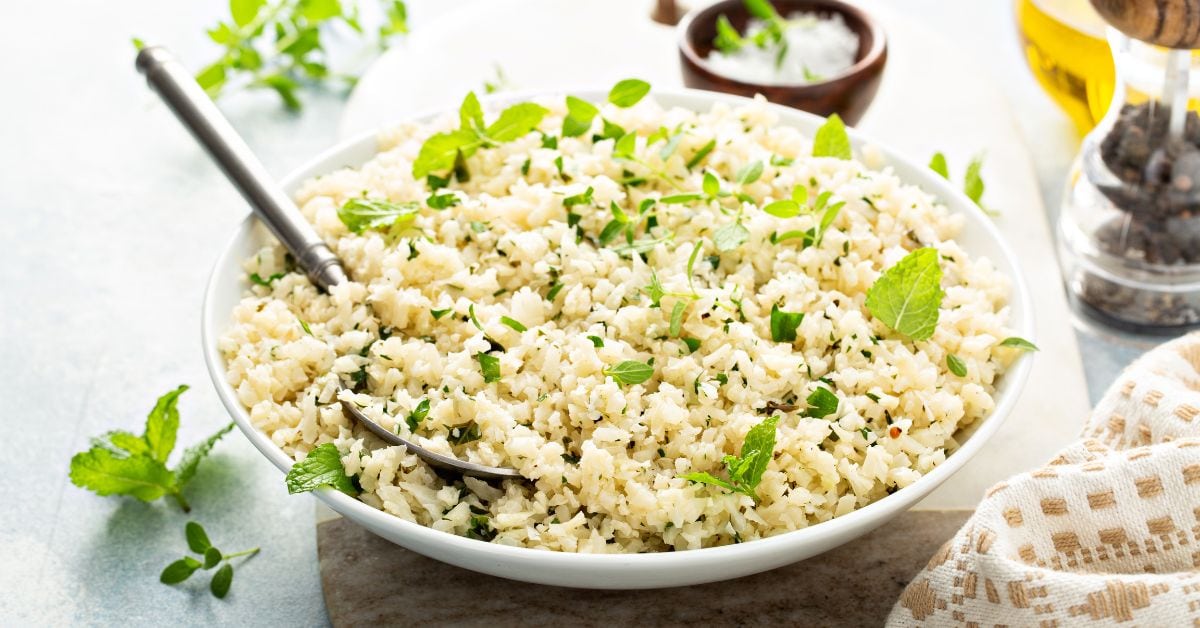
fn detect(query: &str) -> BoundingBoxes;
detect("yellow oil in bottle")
[1014,0,1114,133]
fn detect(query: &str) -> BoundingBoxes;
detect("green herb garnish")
[686,138,717,170]
[812,114,851,160]
[500,316,528,332]
[608,78,651,107]
[563,95,599,137]
[249,271,285,287]
[338,198,419,233]
[769,304,804,342]
[999,336,1039,351]
[713,221,750,252]
[405,398,430,432]
[477,352,501,383]
[946,354,968,377]
[431,308,452,320]
[804,386,839,419]
[69,386,233,512]
[865,247,944,341]
[412,92,548,178]
[160,521,259,599]
[426,191,460,210]
[284,442,358,495]
[603,360,654,386]
[188,0,409,111]
[682,415,778,501]
[587,335,605,347]
[928,152,949,179]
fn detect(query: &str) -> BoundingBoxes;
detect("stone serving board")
[317,509,970,627]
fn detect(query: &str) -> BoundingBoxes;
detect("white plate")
[204,87,1033,589]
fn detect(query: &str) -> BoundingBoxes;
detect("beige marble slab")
[317,510,970,627]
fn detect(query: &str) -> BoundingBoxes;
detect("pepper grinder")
[1057,0,1200,330]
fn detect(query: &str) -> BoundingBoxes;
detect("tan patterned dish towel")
[888,333,1200,626]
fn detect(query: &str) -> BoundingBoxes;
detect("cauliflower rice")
[221,94,1018,552]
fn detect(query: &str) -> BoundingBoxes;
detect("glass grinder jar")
[1058,13,1200,330]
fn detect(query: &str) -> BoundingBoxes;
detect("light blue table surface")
[0,0,1167,625]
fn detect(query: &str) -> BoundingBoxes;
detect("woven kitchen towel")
[888,333,1200,626]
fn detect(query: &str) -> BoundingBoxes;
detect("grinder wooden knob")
[1091,0,1200,48]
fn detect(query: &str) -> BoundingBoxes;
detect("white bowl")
[203,87,1033,589]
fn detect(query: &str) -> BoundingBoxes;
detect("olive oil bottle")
[1014,0,1114,133]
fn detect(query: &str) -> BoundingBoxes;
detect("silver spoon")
[135,46,523,481]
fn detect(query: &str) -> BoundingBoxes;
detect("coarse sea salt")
[705,12,859,85]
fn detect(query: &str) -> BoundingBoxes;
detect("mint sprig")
[412,92,548,178]
[683,416,779,501]
[865,247,944,341]
[284,442,358,496]
[69,386,234,512]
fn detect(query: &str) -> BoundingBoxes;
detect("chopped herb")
[426,192,460,210]
[431,308,452,320]
[476,352,501,383]
[769,304,804,342]
[469,220,488,233]
[587,335,605,348]
[466,514,495,541]
[520,158,531,175]
[284,443,358,496]
[947,354,968,377]
[964,155,985,208]
[603,360,654,386]
[405,398,430,432]
[686,139,717,169]
[812,113,851,160]
[660,193,704,204]
[500,316,528,332]
[682,337,701,353]
[770,154,795,166]
[804,387,839,419]
[249,271,285,287]
[546,282,565,301]
[681,415,778,501]
[562,186,594,207]
[669,300,687,337]
[608,78,651,107]
[468,303,484,330]
[865,247,944,341]
[449,422,482,446]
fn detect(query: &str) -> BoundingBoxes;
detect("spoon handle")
[135,45,347,292]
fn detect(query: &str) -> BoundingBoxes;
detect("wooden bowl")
[677,0,887,125]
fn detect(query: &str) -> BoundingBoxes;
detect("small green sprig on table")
[141,0,409,111]
[160,521,260,598]
[69,385,233,512]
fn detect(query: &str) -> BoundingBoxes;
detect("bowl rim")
[202,86,1032,575]
[677,0,888,89]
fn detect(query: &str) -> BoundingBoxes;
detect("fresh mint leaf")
[459,91,485,132]
[485,102,548,142]
[999,336,1039,351]
[284,443,358,496]
[682,337,701,353]
[865,247,944,341]
[682,416,778,500]
[426,192,460,210]
[563,96,599,137]
[702,171,721,198]
[613,132,637,159]
[812,114,851,160]
[769,304,804,342]
[603,360,654,386]
[413,128,480,179]
[804,387,839,419]
[745,0,781,20]
[69,448,178,504]
[175,422,235,488]
[947,354,968,377]
[477,352,501,383]
[338,198,420,234]
[562,186,594,207]
[929,152,949,179]
[587,335,605,348]
[145,385,187,464]
[813,200,844,247]
[669,300,687,337]
[608,78,651,107]
[431,308,452,320]
[713,221,749,252]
